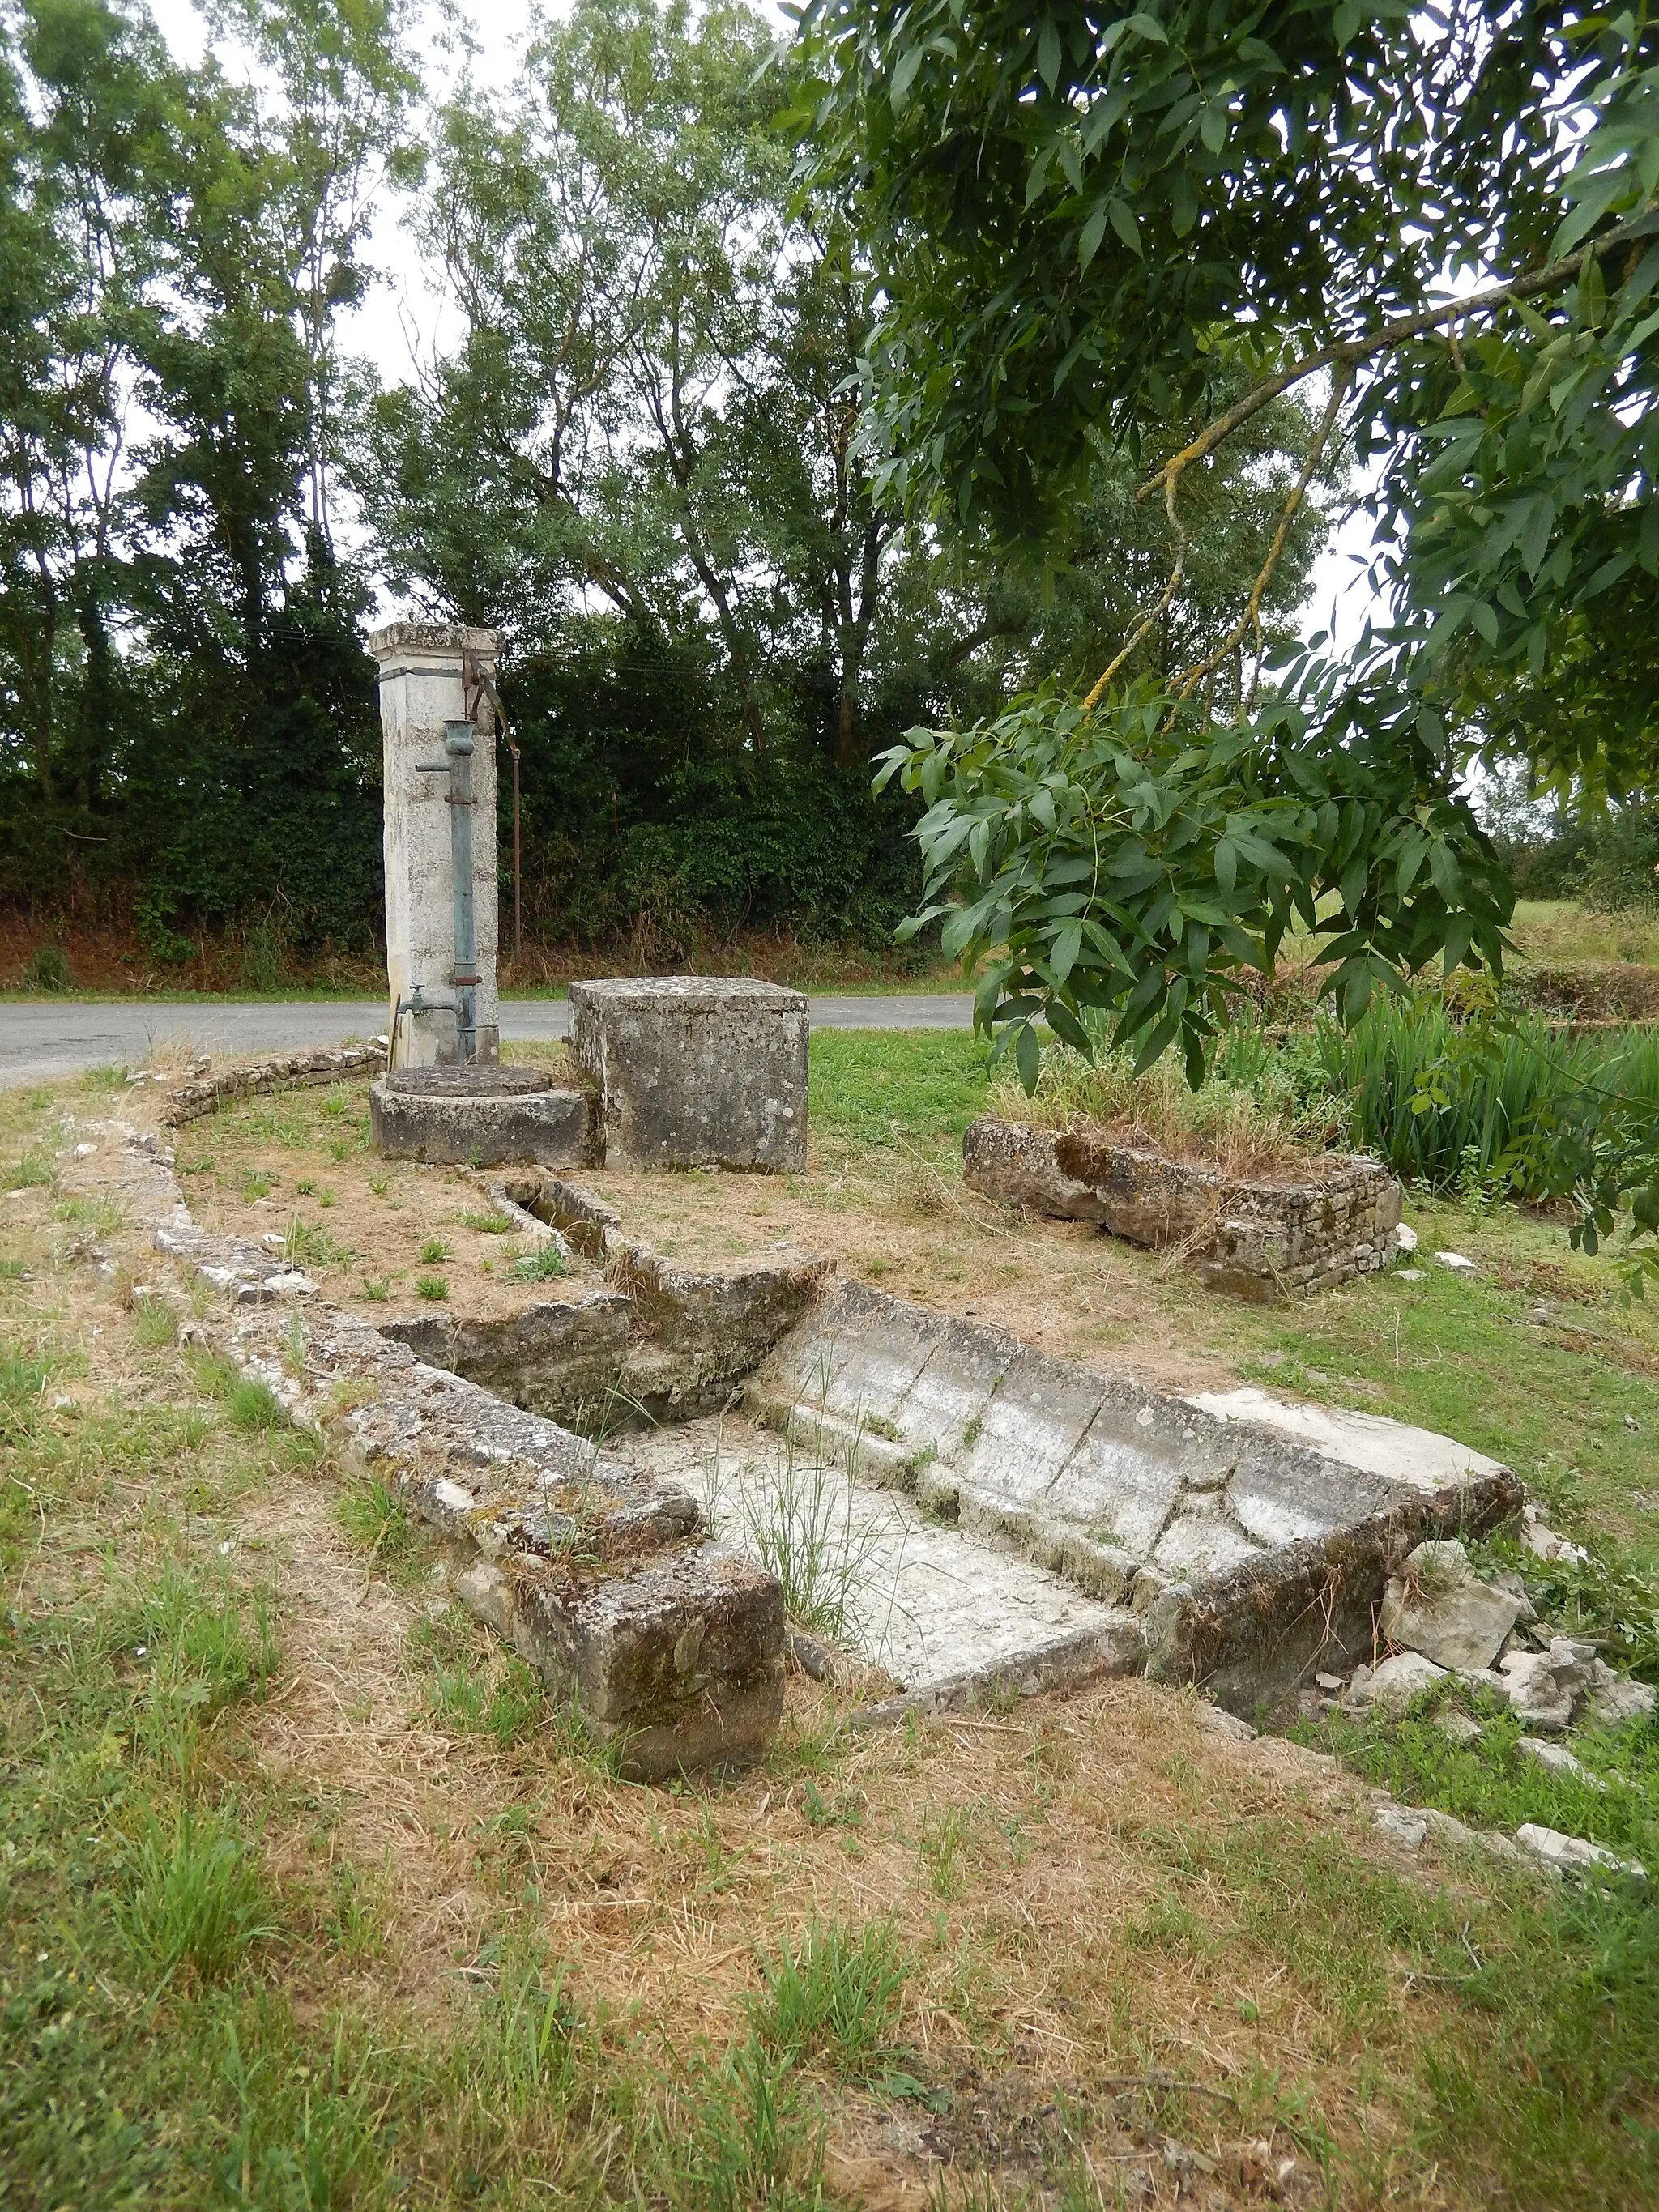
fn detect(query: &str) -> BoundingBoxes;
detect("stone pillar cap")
[368,620,499,669]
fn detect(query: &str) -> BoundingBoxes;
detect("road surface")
[1,992,978,1089]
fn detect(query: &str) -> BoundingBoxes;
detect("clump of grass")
[360,1274,390,1302]
[228,1376,288,1431]
[512,1245,569,1282]
[79,1063,127,1092]
[420,1238,450,1264]
[335,1478,426,1588]
[728,1424,892,1648]
[284,1214,345,1268]
[6,1149,53,1190]
[192,1352,289,1434]
[416,1275,449,1302]
[749,1919,910,2080]
[991,1022,1347,1178]
[131,1294,178,1347]
[55,1195,123,1233]
[412,1611,548,1745]
[241,1169,274,1200]
[464,1210,513,1234]
[121,1802,277,1985]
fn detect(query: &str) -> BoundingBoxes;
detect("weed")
[22,944,71,993]
[335,1479,426,1588]
[54,1196,123,1233]
[465,1210,513,1234]
[6,1150,53,1189]
[284,1215,343,1268]
[360,1274,390,1302]
[296,1178,315,1195]
[800,1779,862,1831]
[512,1244,569,1281]
[179,1153,215,1174]
[369,1174,389,1197]
[918,1804,975,1901]
[131,1294,178,1348]
[121,1802,277,1986]
[322,1088,348,1118]
[0,1258,27,1279]
[751,1919,910,2080]
[79,1063,128,1092]
[416,1275,449,1302]
[241,1169,273,1200]
[420,1238,450,1264]
[727,1425,893,1648]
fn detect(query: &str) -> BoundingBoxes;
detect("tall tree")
[799,1,1657,1078]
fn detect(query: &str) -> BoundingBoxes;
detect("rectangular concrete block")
[570,976,808,1171]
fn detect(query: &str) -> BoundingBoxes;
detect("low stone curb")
[164,1042,387,1127]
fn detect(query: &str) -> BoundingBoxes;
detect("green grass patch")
[334,1477,428,1588]
[750,1919,910,2082]
[807,1028,991,1157]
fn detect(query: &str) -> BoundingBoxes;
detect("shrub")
[22,944,70,992]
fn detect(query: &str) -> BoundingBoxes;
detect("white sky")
[143,0,1388,649]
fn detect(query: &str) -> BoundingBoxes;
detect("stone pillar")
[369,622,501,1068]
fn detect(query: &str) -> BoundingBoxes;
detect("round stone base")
[370,1076,591,1167]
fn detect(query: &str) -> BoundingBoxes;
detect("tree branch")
[1135,202,1659,506]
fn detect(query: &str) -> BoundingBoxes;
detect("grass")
[808,1027,992,1159]
[121,1801,279,1986]
[416,1273,449,1301]
[725,1422,894,1648]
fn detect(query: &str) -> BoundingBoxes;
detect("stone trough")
[112,1064,1517,1765]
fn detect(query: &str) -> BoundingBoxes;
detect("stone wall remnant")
[114,1121,784,1777]
[962,1117,1403,1298]
[570,976,808,1171]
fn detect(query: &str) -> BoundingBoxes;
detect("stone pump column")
[369,622,502,1069]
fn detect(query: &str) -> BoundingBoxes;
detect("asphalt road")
[1,991,978,1089]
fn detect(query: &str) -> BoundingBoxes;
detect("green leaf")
[1078,204,1108,271]
[1014,1021,1041,1095]
[1051,918,1083,982]
[1106,198,1141,254]
[1037,18,1062,91]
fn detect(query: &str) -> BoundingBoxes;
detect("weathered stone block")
[370,1072,591,1167]
[570,976,808,1171]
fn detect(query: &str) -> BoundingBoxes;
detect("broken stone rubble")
[1379,1538,1529,1672]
